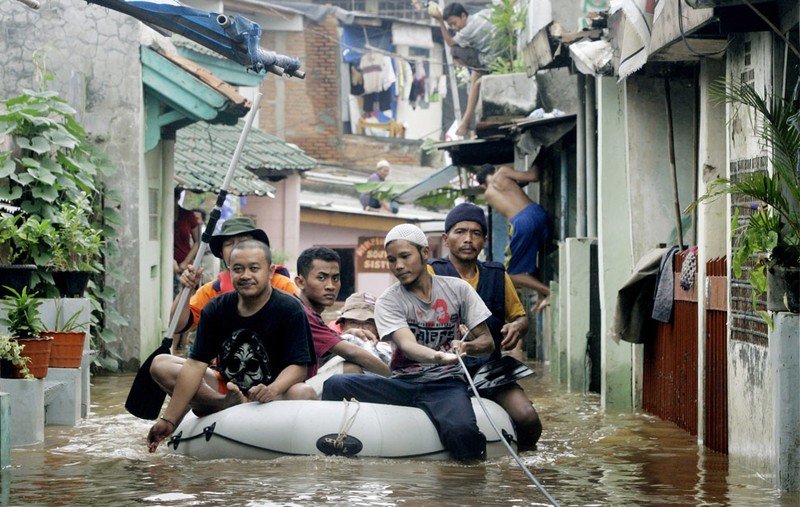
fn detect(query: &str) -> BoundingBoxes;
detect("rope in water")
[457,353,559,506]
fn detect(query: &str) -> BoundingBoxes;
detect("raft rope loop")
[456,352,559,506]
[334,398,361,450]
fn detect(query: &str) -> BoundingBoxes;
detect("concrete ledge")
[0,379,44,446]
[45,369,82,426]
[0,393,9,469]
[771,312,800,491]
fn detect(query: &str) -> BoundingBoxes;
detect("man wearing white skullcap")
[323,224,495,461]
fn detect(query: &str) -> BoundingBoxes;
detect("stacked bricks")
[340,135,421,169]
[729,155,769,345]
[259,16,341,162]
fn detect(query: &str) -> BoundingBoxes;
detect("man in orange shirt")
[171,217,298,352]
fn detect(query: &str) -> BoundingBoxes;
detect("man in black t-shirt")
[147,240,316,452]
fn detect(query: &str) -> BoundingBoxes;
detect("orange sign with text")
[356,236,389,272]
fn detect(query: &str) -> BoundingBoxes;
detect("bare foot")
[223,382,248,408]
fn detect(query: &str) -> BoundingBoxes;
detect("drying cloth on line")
[611,247,668,344]
[652,246,679,323]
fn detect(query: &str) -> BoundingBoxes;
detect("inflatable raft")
[167,398,516,460]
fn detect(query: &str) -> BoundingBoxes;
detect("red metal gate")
[643,250,698,435]
[704,257,728,454]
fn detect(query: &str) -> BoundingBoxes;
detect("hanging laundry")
[360,51,385,95]
[397,60,413,101]
[409,59,427,109]
[363,89,392,114]
[349,64,365,96]
[382,56,397,93]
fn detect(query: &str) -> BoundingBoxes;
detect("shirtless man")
[476,164,550,298]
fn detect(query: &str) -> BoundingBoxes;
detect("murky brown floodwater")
[4,364,798,506]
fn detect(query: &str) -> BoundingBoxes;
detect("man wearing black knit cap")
[428,202,542,451]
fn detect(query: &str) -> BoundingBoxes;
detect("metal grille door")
[643,250,699,436]
[704,257,728,454]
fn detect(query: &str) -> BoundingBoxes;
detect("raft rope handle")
[334,398,361,449]
[455,346,559,506]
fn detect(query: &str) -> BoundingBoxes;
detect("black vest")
[429,257,506,360]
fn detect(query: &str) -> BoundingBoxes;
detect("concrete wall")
[242,174,302,269]
[623,75,696,261]
[299,222,394,296]
[0,0,145,366]
[597,77,636,410]
[726,31,775,478]
[695,58,728,446]
[565,238,593,392]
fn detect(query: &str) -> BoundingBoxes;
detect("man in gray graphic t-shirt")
[322,224,494,461]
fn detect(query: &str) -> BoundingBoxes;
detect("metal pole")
[560,148,568,241]
[585,76,597,238]
[576,74,586,237]
[664,78,685,251]
[440,0,462,123]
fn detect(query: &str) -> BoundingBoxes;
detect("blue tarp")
[340,23,394,65]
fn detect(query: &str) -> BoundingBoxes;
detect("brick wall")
[257,15,424,168]
[340,135,421,169]
[259,16,341,162]
[729,155,769,346]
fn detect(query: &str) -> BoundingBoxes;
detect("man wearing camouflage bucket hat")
[170,216,299,345]
[332,292,392,365]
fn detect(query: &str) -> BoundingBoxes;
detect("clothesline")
[256,3,485,72]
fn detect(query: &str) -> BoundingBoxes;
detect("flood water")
[4,364,798,506]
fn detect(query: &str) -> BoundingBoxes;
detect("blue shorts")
[505,203,549,276]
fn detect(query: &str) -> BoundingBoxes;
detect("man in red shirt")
[295,247,390,396]
[173,187,201,296]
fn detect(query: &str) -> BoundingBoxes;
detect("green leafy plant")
[50,298,90,332]
[0,211,56,265]
[0,286,45,339]
[1,79,127,371]
[687,80,800,322]
[488,0,527,74]
[0,333,33,379]
[48,192,103,272]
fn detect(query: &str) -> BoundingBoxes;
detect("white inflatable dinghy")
[167,398,516,460]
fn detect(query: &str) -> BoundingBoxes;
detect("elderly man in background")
[360,159,397,213]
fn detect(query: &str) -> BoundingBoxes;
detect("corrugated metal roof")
[175,120,317,196]
[171,35,225,60]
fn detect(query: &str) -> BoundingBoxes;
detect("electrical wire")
[741,0,800,59]
[677,0,729,58]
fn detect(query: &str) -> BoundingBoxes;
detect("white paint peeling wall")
[725,32,774,477]
[0,0,146,366]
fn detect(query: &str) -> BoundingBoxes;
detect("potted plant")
[45,299,90,369]
[0,211,54,297]
[46,193,103,297]
[0,286,52,378]
[689,81,800,321]
[0,333,33,379]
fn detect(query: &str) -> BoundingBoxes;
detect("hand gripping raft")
[125,93,263,420]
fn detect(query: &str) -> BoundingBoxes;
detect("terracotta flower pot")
[46,331,87,368]
[16,336,53,379]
